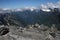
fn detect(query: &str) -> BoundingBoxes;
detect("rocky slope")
[0,24,60,40]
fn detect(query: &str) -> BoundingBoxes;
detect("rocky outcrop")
[0,27,9,36]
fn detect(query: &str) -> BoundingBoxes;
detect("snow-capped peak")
[41,8,51,12]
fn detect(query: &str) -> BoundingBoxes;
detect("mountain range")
[0,7,60,30]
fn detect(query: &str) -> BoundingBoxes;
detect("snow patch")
[41,8,51,12]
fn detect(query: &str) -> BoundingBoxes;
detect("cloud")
[2,8,11,10]
[40,1,60,12]
[40,4,48,9]
[40,1,60,9]
[22,7,37,11]
[14,8,23,11]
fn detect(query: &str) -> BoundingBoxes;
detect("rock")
[0,27,9,36]
[45,34,54,40]
[49,33,56,38]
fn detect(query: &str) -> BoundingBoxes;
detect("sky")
[0,0,59,8]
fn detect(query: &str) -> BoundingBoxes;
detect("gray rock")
[0,27,9,36]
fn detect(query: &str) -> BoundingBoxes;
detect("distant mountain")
[0,8,60,29]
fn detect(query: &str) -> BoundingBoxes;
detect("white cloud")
[15,9,23,11]
[40,1,60,9]
[40,4,47,9]
[40,1,60,12]
[2,8,11,10]
[23,7,37,11]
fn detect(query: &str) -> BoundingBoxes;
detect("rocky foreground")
[0,24,60,40]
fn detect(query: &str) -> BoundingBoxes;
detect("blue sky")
[0,0,59,8]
